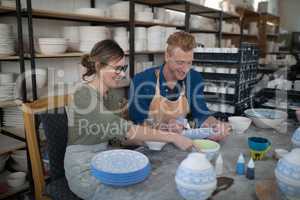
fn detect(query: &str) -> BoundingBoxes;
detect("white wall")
[280,0,300,32]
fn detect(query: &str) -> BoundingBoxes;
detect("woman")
[64,39,193,199]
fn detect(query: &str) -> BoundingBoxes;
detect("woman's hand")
[171,134,193,151]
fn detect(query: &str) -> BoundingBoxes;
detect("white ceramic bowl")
[136,11,153,22]
[145,141,166,151]
[193,139,220,161]
[75,8,105,17]
[228,116,252,134]
[38,38,66,44]
[79,26,108,41]
[244,109,287,129]
[6,172,26,188]
[39,43,67,54]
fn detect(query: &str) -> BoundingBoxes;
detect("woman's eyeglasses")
[103,63,128,74]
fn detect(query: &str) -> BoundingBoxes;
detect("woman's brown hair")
[81,39,124,81]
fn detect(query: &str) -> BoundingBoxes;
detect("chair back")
[23,95,72,200]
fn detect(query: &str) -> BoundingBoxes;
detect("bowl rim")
[244,108,287,120]
[193,139,220,152]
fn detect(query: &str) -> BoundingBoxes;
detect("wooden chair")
[22,95,81,200]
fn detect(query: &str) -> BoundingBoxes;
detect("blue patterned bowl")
[275,149,300,200]
[292,127,300,147]
[244,108,287,129]
[175,153,217,200]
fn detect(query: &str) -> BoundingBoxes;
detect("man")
[128,31,230,141]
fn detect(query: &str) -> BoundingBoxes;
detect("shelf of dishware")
[0,170,29,200]
[0,5,183,28]
[0,134,26,155]
[133,0,239,19]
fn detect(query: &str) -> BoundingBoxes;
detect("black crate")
[194,42,259,64]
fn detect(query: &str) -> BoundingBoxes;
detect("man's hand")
[167,118,184,134]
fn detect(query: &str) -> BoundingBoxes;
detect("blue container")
[248,137,271,151]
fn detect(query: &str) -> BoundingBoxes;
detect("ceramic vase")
[275,148,300,200]
[175,153,217,200]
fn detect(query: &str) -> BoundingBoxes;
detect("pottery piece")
[175,153,217,200]
[275,148,300,200]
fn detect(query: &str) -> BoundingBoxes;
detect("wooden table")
[93,122,297,200]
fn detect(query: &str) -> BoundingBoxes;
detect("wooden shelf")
[30,8,128,23]
[0,100,22,108]
[0,171,29,200]
[190,29,218,34]
[134,0,239,19]
[0,55,20,61]
[222,33,258,38]
[35,52,84,58]
[0,134,26,155]
[0,6,16,14]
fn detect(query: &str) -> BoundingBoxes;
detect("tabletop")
[93,121,298,200]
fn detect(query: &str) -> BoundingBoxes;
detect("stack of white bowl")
[136,8,153,22]
[109,2,148,20]
[63,26,80,52]
[148,26,165,51]
[75,8,106,17]
[135,27,147,52]
[113,27,129,52]
[3,107,24,127]
[154,8,166,23]
[0,73,16,101]
[109,1,129,19]
[79,26,109,53]
[0,24,15,57]
[38,38,67,55]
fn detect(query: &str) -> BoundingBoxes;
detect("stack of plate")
[0,24,15,57]
[0,73,16,101]
[91,149,151,186]
[79,26,109,53]
[3,107,24,127]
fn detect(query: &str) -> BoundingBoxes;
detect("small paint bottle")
[236,153,245,175]
[246,158,255,180]
[215,153,223,176]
